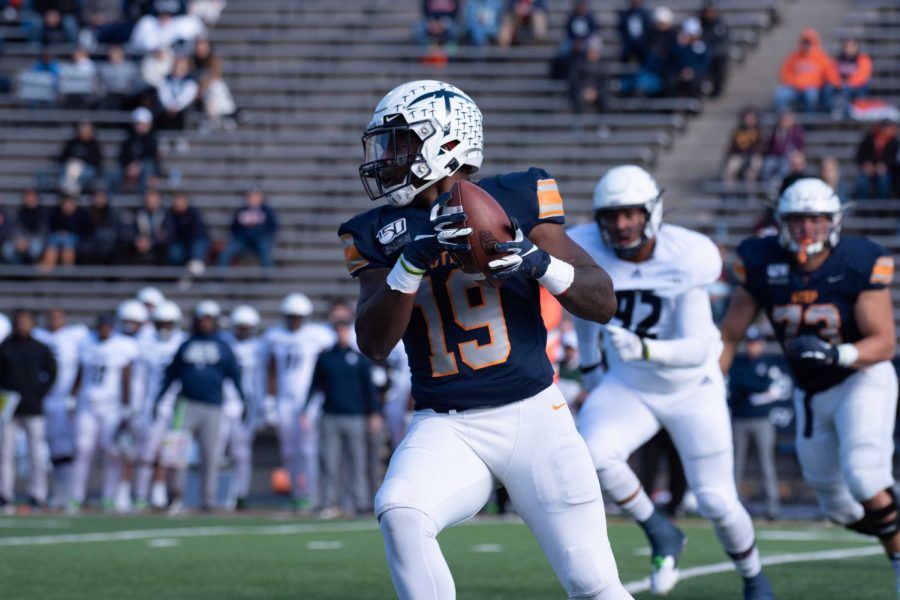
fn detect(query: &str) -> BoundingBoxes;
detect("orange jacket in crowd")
[779,28,834,90]
[829,49,873,89]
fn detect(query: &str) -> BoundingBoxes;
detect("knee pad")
[561,542,610,598]
[810,481,864,525]
[379,507,438,546]
[847,488,900,540]
[375,477,419,519]
[694,487,736,522]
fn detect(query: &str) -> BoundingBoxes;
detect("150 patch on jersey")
[766,263,789,284]
[376,218,411,255]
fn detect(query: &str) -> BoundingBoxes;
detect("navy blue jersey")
[338,168,564,411]
[736,235,894,393]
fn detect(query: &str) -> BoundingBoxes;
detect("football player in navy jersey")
[339,80,630,600]
[720,178,900,597]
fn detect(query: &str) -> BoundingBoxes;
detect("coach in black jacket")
[0,309,56,510]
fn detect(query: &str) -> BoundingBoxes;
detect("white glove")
[605,325,644,362]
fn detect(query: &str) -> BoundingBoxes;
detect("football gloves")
[784,335,839,367]
[402,192,471,271]
[489,218,551,280]
[605,325,645,362]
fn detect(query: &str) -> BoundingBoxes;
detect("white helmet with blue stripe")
[359,80,484,207]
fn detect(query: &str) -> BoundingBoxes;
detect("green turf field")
[0,514,893,599]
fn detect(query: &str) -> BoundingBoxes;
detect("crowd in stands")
[14,0,237,129]
[0,183,278,273]
[721,25,899,200]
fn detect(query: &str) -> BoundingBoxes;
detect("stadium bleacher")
[0,0,790,324]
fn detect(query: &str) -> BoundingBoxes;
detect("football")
[446,180,514,287]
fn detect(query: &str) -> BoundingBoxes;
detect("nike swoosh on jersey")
[552,402,567,410]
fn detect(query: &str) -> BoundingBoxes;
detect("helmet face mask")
[595,205,653,258]
[359,80,483,207]
[592,165,663,259]
[359,118,432,204]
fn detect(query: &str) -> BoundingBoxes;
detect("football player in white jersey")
[219,305,266,510]
[264,292,335,510]
[70,314,140,511]
[0,312,10,342]
[33,308,90,508]
[571,166,774,599]
[133,300,186,511]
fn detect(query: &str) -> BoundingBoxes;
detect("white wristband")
[386,255,425,294]
[537,255,575,295]
[836,343,859,367]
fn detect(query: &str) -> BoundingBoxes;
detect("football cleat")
[743,572,775,600]
[651,555,680,596]
[644,514,687,596]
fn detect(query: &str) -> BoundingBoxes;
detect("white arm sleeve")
[643,287,717,367]
[574,315,603,370]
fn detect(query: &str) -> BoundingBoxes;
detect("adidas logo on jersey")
[630,269,642,278]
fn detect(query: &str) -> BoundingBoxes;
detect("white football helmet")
[231,304,261,328]
[152,300,182,323]
[359,80,484,207]
[592,165,663,257]
[194,299,221,319]
[136,286,165,308]
[117,299,148,324]
[776,178,842,260]
[281,293,313,317]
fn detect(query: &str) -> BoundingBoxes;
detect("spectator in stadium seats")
[619,6,677,98]
[155,55,198,130]
[761,109,805,182]
[819,156,849,204]
[58,120,103,194]
[99,45,140,110]
[117,107,162,193]
[854,120,898,199]
[414,0,460,48]
[0,199,11,260]
[497,0,547,48]
[2,189,47,265]
[563,0,599,53]
[79,188,121,264]
[128,187,167,264]
[129,0,205,53]
[82,0,135,45]
[777,149,813,195]
[217,186,279,269]
[699,0,729,97]
[773,29,833,113]
[463,0,503,48]
[59,47,99,109]
[29,50,61,106]
[25,0,81,46]
[671,17,709,98]
[192,38,237,125]
[308,318,381,518]
[728,326,788,521]
[39,193,88,271]
[141,46,174,89]
[0,309,56,512]
[565,37,607,114]
[824,37,873,117]
[164,191,208,274]
[189,0,226,25]
[616,0,653,65]
[722,107,764,188]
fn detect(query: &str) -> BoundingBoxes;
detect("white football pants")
[579,370,756,557]
[794,361,898,524]
[376,385,632,600]
[71,405,122,505]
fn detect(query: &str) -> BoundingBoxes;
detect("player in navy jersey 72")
[339,80,630,599]
[719,178,900,598]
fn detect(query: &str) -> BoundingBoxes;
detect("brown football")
[446,180,513,288]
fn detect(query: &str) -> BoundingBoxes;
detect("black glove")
[784,335,839,367]
[488,218,551,280]
[402,193,471,271]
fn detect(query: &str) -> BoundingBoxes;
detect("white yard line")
[623,546,884,594]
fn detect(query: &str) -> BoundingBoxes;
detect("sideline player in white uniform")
[571,166,773,599]
[265,293,335,510]
[136,287,166,343]
[33,308,90,507]
[0,312,10,342]
[720,179,900,597]
[70,314,140,511]
[219,305,266,510]
[133,300,185,510]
